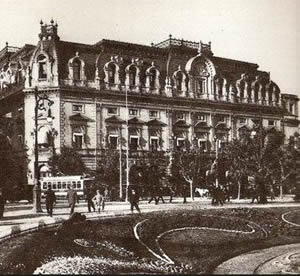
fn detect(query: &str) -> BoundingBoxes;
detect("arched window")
[73,59,81,80]
[239,81,245,99]
[129,66,137,86]
[254,83,260,103]
[149,68,156,89]
[107,63,116,84]
[38,55,47,79]
[175,72,183,91]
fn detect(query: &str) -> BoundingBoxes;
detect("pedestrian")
[182,183,188,203]
[168,185,175,203]
[0,189,5,219]
[45,186,56,217]
[66,185,79,216]
[93,190,104,213]
[128,185,141,214]
[86,188,95,212]
[148,186,158,204]
[156,186,165,204]
[250,186,259,204]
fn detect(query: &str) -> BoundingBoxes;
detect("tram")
[40,175,94,199]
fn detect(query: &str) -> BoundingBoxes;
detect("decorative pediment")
[238,125,250,131]
[215,122,230,130]
[194,121,211,129]
[128,117,144,125]
[173,119,190,128]
[69,113,94,122]
[105,115,125,124]
[147,119,167,127]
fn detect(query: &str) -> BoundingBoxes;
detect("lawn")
[0,206,300,274]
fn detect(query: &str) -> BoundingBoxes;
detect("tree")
[223,138,250,199]
[170,142,211,201]
[48,146,88,176]
[267,133,298,199]
[223,127,293,203]
[94,149,121,199]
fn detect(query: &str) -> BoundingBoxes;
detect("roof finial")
[50,18,54,25]
[40,19,43,25]
[5,42,8,47]
[169,34,172,39]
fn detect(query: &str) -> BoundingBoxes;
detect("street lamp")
[213,135,220,188]
[32,86,54,213]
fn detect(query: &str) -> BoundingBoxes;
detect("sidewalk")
[0,196,299,242]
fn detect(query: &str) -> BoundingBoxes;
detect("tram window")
[58,183,62,189]
[43,183,47,189]
[62,182,66,188]
[62,183,66,189]
[77,183,82,189]
[72,181,76,188]
[53,183,57,189]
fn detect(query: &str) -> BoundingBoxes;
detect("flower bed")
[1,207,300,274]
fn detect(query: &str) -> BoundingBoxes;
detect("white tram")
[40,175,94,199]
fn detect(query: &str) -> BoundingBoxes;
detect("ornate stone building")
[0,21,298,185]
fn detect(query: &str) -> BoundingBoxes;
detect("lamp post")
[125,86,130,202]
[32,87,54,213]
[214,136,220,188]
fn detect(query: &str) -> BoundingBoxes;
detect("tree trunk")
[190,180,194,201]
[237,180,241,200]
[280,183,283,199]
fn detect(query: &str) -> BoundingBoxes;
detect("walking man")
[45,186,56,217]
[128,185,141,214]
[86,188,95,212]
[93,190,104,213]
[66,185,79,216]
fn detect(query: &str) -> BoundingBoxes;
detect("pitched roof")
[173,119,190,128]
[69,113,94,122]
[147,118,167,127]
[105,115,125,124]
[194,121,211,129]
[128,117,144,125]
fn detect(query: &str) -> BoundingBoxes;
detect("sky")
[0,0,299,97]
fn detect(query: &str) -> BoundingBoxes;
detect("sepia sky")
[0,0,299,97]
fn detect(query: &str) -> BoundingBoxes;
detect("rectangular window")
[150,137,159,151]
[199,140,207,151]
[39,62,47,79]
[196,78,205,94]
[176,138,185,150]
[149,110,159,118]
[107,107,118,115]
[73,133,83,149]
[129,109,138,116]
[109,135,118,149]
[289,103,294,113]
[268,120,275,126]
[72,104,83,112]
[239,118,247,124]
[218,116,226,123]
[130,136,139,151]
[176,112,184,120]
[197,114,207,121]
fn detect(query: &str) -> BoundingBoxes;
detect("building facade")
[0,21,299,185]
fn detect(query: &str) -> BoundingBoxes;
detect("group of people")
[43,185,107,217]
